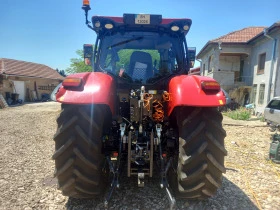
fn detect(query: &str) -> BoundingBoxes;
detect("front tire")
[53,104,108,198]
[171,107,227,199]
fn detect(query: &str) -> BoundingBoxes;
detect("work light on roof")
[94,21,101,28]
[171,25,180,32]
[105,23,114,29]
[183,25,189,31]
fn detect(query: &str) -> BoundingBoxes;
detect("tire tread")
[172,107,227,199]
[53,105,107,198]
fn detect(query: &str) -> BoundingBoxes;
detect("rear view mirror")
[83,44,93,65]
[188,47,196,68]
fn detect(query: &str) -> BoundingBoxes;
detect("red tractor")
[53,1,227,208]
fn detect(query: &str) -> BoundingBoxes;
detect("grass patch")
[224,107,251,120]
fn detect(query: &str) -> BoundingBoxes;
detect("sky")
[0,0,279,70]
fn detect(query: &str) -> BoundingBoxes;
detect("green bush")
[258,116,265,122]
[224,107,251,120]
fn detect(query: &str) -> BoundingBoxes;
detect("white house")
[197,22,280,113]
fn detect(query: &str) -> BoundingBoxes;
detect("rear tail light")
[201,81,220,91]
[62,78,83,87]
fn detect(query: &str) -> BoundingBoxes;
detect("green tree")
[66,50,92,74]
[117,49,160,70]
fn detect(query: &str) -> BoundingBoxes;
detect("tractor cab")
[84,14,196,85]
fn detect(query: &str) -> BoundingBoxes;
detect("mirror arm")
[84,9,90,25]
[82,4,94,31]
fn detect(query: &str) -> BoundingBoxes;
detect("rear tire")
[53,104,108,198]
[171,107,227,199]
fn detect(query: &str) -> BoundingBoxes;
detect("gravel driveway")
[0,102,279,210]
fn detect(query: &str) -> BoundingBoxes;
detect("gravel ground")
[0,102,279,210]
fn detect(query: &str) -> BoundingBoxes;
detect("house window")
[257,53,266,74]
[208,55,213,73]
[251,84,257,104]
[258,84,265,104]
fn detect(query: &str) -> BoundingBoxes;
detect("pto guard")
[56,72,115,115]
[167,75,226,116]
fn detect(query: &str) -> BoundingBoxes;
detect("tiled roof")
[249,22,280,42]
[196,26,267,59]
[211,27,265,43]
[0,58,64,80]
[197,21,280,59]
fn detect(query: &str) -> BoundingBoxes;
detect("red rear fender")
[167,75,225,116]
[56,72,116,115]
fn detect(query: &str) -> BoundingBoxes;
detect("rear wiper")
[108,36,143,49]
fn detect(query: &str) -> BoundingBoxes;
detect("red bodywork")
[57,73,225,117]
[56,72,115,115]
[167,75,225,116]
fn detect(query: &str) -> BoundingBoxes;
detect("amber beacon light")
[82,0,91,11]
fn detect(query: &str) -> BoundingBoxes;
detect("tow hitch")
[104,122,176,209]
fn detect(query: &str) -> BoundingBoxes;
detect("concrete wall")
[200,46,220,76]
[200,45,251,88]
[213,71,235,90]
[274,34,280,97]
[221,45,251,55]
[219,55,240,71]
[219,45,252,86]
[200,51,237,89]
[275,60,280,96]
[241,55,252,85]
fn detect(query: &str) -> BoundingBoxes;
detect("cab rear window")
[267,99,280,110]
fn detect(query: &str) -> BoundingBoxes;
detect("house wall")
[241,55,252,85]
[200,45,251,88]
[212,71,235,92]
[271,34,280,99]
[221,45,251,55]
[0,76,61,102]
[219,45,252,86]
[219,55,240,71]
[250,31,280,113]
[275,59,280,96]
[200,46,220,78]
[197,25,280,114]
[274,34,280,97]
[218,54,252,85]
